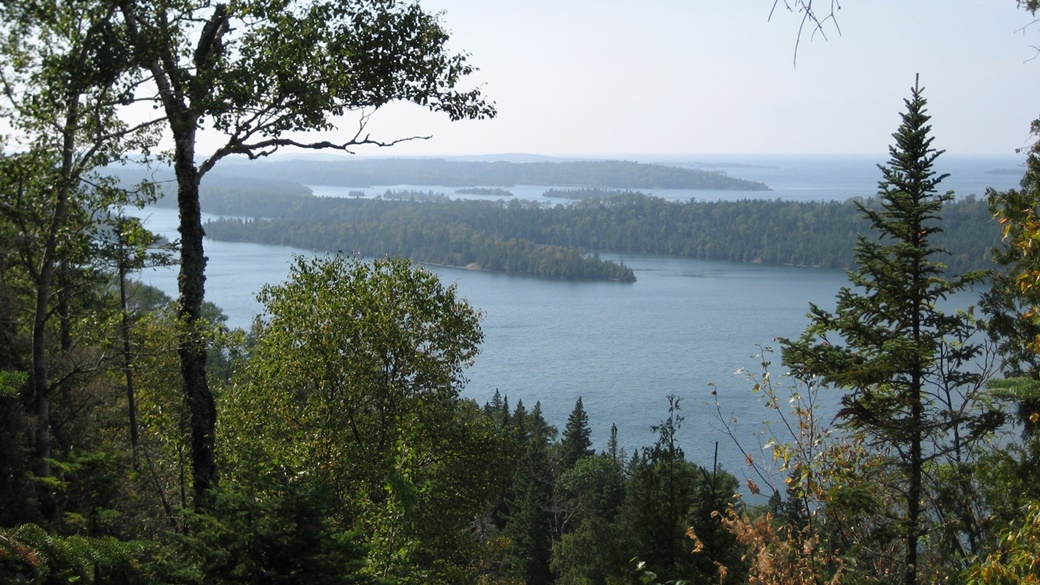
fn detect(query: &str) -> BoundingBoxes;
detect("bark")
[174,139,218,502]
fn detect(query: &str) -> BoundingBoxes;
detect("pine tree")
[780,77,1001,585]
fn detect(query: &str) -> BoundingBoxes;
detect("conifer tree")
[560,397,594,470]
[504,401,556,585]
[781,77,1001,585]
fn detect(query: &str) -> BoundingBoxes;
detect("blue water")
[132,154,1018,482]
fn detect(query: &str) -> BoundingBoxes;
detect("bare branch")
[770,0,843,66]
[198,108,431,176]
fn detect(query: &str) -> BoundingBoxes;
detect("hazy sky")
[305,1,1040,159]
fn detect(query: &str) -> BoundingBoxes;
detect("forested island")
[456,187,514,196]
[200,189,998,280]
[543,187,639,199]
[215,157,772,190]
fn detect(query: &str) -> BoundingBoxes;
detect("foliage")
[965,501,1040,585]
[0,0,161,523]
[560,397,595,470]
[982,147,1040,375]
[982,138,1040,447]
[112,0,496,504]
[550,454,626,584]
[222,254,502,583]
[0,522,152,584]
[168,483,369,585]
[0,371,26,399]
[4,1,1038,582]
[501,401,557,585]
[712,352,849,585]
[614,396,743,584]
[715,508,844,585]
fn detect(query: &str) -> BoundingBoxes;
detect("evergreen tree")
[503,402,556,585]
[550,454,627,584]
[781,77,1002,585]
[616,396,707,582]
[560,397,594,470]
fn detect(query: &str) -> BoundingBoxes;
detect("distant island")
[543,188,640,200]
[379,189,450,202]
[213,158,772,191]
[456,187,514,197]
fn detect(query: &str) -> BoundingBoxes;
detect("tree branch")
[770,0,843,66]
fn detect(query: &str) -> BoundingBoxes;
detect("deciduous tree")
[115,0,495,502]
[223,255,499,582]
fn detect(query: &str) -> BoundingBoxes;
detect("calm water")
[132,154,1019,476]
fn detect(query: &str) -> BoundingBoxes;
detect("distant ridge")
[218,158,771,191]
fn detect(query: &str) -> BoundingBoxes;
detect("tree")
[613,395,743,583]
[781,78,1001,585]
[550,454,626,585]
[223,255,499,582]
[965,501,1040,584]
[559,397,594,470]
[502,401,556,585]
[115,0,495,503]
[92,213,174,469]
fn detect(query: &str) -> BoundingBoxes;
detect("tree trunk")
[117,236,140,469]
[117,0,226,506]
[30,101,80,523]
[172,126,218,504]
[906,375,922,585]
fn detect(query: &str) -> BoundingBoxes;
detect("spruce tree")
[503,401,556,585]
[780,77,1001,585]
[560,397,594,470]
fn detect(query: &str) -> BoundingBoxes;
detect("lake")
[131,153,1022,477]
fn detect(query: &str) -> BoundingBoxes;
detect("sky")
[274,0,1040,160]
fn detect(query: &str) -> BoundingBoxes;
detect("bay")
[131,154,1016,476]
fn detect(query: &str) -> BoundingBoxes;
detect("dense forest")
[200,189,998,279]
[7,0,1040,584]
